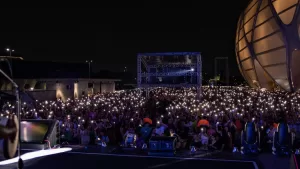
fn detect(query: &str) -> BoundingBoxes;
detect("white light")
[6,48,9,51]
[191,68,194,71]
[0,148,72,165]
[30,87,34,90]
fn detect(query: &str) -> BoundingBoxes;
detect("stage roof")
[138,52,201,66]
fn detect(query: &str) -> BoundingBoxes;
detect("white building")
[0,60,121,102]
[0,78,119,102]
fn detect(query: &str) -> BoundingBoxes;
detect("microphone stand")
[0,68,23,169]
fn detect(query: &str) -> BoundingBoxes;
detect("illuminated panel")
[253,32,284,54]
[253,18,280,41]
[244,1,259,41]
[254,60,273,89]
[20,121,49,143]
[273,0,297,24]
[236,0,300,91]
[239,47,251,61]
[256,47,286,66]
[278,6,297,24]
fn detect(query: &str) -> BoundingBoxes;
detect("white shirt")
[155,126,166,136]
[201,134,209,145]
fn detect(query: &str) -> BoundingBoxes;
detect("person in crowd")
[199,127,209,150]
[2,86,300,153]
[191,130,201,149]
[123,124,136,147]
[80,125,90,145]
[140,118,153,142]
[207,125,216,137]
[96,131,110,147]
[73,125,81,144]
[168,128,184,149]
[210,133,223,150]
[176,120,189,149]
[154,121,168,136]
[228,121,237,152]
[135,133,145,149]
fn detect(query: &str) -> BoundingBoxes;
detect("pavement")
[1,152,258,169]
[0,146,259,169]
[2,145,297,169]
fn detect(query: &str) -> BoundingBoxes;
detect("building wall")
[77,81,89,97]
[76,80,115,97]
[26,90,56,101]
[101,82,115,93]
[55,80,74,101]
[0,78,119,102]
[94,83,101,94]
[46,81,57,90]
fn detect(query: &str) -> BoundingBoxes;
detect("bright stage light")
[191,68,194,71]
[0,148,72,165]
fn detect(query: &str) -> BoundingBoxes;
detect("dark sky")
[0,3,250,77]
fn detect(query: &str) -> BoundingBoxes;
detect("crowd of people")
[2,86,300,152]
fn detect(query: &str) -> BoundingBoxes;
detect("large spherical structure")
[236,0,300,92]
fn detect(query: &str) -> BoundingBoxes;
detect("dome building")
[236,0,300,92]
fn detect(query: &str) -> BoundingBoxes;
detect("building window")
[66,85,71,90]
[88,82,93,88]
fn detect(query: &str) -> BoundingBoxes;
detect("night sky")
[0,3,250,78]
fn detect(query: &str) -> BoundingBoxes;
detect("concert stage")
[0,146,264,169]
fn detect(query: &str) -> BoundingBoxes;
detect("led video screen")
[21,121,49,143]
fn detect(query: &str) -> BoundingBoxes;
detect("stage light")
[191,68,194,71]
[0,148,72,165]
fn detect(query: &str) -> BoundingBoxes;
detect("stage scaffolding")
[137,52,202,98]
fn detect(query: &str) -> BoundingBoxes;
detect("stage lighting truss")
[137,52,202,98]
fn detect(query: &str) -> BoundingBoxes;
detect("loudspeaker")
[20,120,59,150]
[0,115,19,159]
[148,136,176,156]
